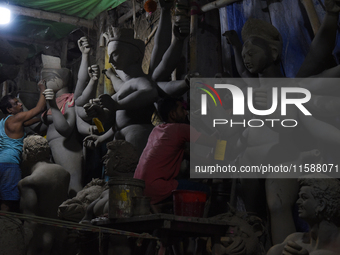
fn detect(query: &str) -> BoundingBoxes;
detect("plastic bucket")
[108,178,145,218]
[172,190,207,217]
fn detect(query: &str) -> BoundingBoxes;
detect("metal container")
[108,178,145,219]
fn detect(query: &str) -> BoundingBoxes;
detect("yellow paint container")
[108,178,145,218]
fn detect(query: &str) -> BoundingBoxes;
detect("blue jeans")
[0,163,21,201]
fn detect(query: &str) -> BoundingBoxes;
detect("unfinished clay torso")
[19,135,71,255]
[20,161,70,218]
[114,78,157,129]
[45,101,83,196]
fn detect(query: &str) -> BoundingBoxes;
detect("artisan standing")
[0,80,46,212]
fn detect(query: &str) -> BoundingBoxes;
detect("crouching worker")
[0,80,46,212]
[134,97,216,211]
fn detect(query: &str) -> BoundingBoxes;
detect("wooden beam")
[118,7,143,24]
[201,0,240,12]
[144,25,158,45]
[190,1,198,73]
[0,33,55,46]
[9,4,93,29]
[60,37,68,67]
[300,0,320,35]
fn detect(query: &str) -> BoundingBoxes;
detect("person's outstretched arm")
[6,80,46,139]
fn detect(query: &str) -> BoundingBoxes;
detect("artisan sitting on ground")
[134,97,215,205]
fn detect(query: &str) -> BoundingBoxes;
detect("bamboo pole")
[190,1,198,73]
[9,4,93,28]
[2,81,8,97]
[300,0,320,35]
[0,211,158,240]
[201,0,240,12]
[118,7,143,24]
[145,25,158,45]
[60,37,68,68]
[0,33,55,46]
[132,0,136,37]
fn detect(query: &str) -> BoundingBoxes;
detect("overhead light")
[0,7,10,24]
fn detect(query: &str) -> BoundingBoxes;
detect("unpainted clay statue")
[103,0,190,96]
[81,140,139,223]
[19,135,70,255]
[73,37,106,185]
[58,178,108,222]
[218,2,340,245]
[150,0,191,96]
[83,0,190,156]
[210,210,266,255]
[103,140,139,178]
[73,37,100,136]
[41,54,83,197]
[267,174,340,255]
[75,65,100,136]
[83,27,158,156]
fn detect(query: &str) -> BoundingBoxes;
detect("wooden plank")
[118,7,143,24]
[0,33,54,46]
[93,213,229,236]
[301,0,321,35]
[10,4,93,28]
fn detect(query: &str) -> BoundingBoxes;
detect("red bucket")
[172,190,207,217]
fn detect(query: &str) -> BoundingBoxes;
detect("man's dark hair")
[0,95,16,114]
[157,97,181,122]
